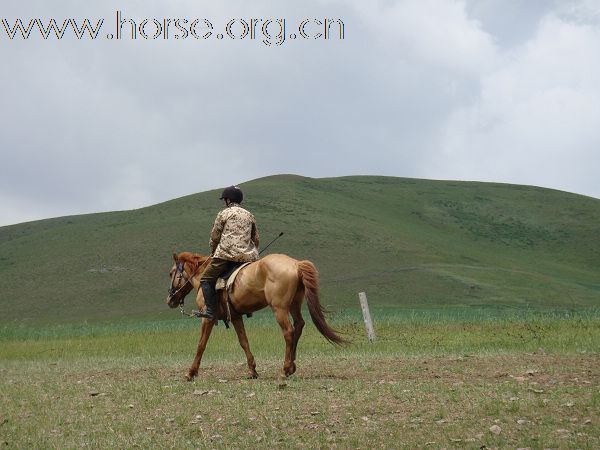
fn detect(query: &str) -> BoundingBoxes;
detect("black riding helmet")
[220,185,243,204]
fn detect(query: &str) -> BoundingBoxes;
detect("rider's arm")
[209,211,226,255]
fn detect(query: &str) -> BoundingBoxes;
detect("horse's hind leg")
[186,318,216,381]
[232,317,258,379]
[289,295,305,375]
[273,307,295,377]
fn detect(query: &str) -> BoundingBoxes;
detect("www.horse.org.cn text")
[1,12,345,46]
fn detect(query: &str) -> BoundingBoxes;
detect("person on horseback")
[197,185,260,320]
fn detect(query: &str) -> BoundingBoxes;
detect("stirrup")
[192,309,216,320]
[191,310,229,329]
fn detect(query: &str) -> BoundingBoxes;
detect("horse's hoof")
[248,371,258,379]
[283,364,295,377]
[185,370,197,381]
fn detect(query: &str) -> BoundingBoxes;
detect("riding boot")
[198,281,218,320]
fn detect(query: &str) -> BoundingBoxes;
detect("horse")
[166,252,346,381]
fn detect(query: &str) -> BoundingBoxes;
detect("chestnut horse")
[167,252,345,381]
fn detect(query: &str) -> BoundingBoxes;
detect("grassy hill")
[1,174,599,327]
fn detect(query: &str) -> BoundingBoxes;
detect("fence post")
[358,292,376,342]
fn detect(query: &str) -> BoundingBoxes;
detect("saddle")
[215,262,250,292]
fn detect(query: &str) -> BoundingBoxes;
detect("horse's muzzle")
[166,294,181,309]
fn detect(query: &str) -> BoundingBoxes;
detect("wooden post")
[358,292,376,342]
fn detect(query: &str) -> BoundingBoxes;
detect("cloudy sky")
[1,0,599,226]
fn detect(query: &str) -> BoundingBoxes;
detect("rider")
[198,185,260,319]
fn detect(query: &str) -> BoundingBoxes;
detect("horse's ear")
[172,252,178,263]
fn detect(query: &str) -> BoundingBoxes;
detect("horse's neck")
[190,273,201,290]
[184,255,209,290]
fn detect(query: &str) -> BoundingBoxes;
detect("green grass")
[1,305,598,341]
[1,316,599,449]
[1,175,599,327]
[2,316,600,362]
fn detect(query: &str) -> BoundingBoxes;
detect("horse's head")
[166,253,194,308]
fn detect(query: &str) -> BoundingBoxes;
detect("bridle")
[168,257,211,315]
[168,262,189,303]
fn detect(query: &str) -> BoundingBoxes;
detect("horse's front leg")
[232,317,258,379]
[186,318,216,381]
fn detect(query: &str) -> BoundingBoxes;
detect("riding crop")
[259,232,284,256]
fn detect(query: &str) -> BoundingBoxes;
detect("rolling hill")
[1,174,599,326]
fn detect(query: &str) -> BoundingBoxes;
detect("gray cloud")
[1,0,598,226]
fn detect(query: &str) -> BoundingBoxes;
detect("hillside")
[1,175,599,326]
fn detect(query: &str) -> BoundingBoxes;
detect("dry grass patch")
[2,353,598,449]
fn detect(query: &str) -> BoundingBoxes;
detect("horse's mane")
[177,252,210,273]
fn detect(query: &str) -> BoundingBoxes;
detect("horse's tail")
[297,260,347,345]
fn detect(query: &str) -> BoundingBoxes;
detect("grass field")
[2,312,599,449]
[1,175,599,448]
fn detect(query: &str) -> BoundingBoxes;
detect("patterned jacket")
[209,203,260,262]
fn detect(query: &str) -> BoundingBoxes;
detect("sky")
[1,0,599,226]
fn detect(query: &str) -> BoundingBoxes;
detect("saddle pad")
[225,262,252,291]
